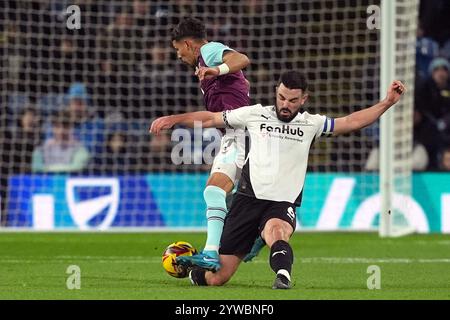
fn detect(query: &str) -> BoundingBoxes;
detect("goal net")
[0,0,418,231]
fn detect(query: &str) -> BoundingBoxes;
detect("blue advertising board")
[5,173,450,233]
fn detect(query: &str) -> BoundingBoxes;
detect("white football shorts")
[210,128,246,186]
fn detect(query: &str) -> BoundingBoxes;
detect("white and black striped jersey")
[223,104,334,206]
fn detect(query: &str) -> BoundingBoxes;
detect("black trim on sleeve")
[222,111,234,129]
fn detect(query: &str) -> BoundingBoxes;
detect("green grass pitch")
[1,232,450,299]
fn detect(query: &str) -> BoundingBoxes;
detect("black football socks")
[269,240,293,283]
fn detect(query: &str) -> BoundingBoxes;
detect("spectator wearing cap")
[44,82,105,154]
[68,82,90,125]
[68,83,105,155]
[416,23,440,82]
[415,57,450,169]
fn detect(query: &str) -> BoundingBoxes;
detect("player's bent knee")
[206,271,230,286]
[270,227,289,244]
[263,219,294,247]
[206,172,234,193]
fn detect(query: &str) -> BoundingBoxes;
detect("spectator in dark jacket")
[9,107,44,173]
[91,131,137,175]
[415,57,450,169]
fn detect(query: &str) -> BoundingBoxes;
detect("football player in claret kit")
[151,71,406,289]
[169,17,253,271]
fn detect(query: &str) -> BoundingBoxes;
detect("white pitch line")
[2,256,450,264]
[298,257,450,264]
[0,259,152,264]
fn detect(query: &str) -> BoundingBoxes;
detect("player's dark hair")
[171,17,207,41]
[278,71,308,91]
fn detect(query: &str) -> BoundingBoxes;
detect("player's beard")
[275,105,301,123]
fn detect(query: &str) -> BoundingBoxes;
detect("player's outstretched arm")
[196,51,250,80]
[149,111,225,135]
[333,80,406,136]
